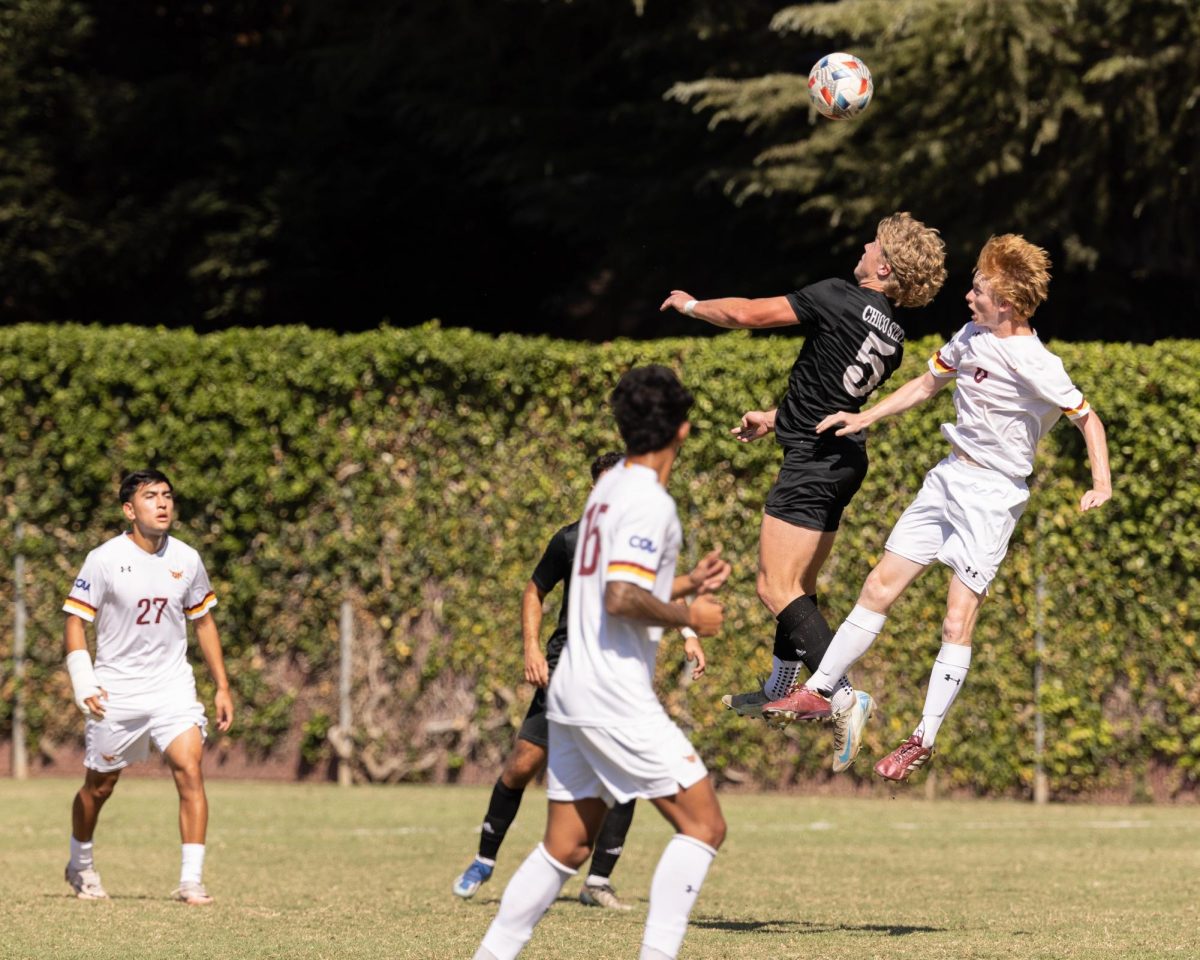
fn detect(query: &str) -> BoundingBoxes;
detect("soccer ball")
[807,53,874,120]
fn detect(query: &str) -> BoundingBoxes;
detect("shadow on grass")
[691,917,945,936]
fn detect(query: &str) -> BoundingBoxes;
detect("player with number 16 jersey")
[661,213,948,771]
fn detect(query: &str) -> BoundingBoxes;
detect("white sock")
[764,657,802,699]
[807,605,887,693]
[641,834,717,960]
[585,873,609,888]
[917,642,971,747]
[829,675,856,714]
[477,843,575,960]
[69,836,94,871]
[180,843,205,885]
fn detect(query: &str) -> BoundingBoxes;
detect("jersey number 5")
[135,597,170,625]
[577,503,609,576]
[843,331,898,398]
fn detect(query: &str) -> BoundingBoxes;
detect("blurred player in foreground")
[63,469,234,903]
[473,366,726,960]
[762,235,1112,780]
[661,212,947,770]
[453,451,730,909]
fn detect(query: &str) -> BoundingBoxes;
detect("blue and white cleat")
[831,690,875,773]
[453,858,494,899]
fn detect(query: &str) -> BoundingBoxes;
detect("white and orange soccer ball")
[807,52,874,120]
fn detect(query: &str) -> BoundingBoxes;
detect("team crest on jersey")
[974,368,989,383]
[170,569,183,579]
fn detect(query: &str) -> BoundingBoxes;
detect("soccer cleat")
[65,864,109,900]
[874,734,934,782]
[579,882,632,911]
[453,858,494,899]
[831,690,875,773]
[720,686,771,720]
[760,684,832,726]
[172,880,214,905]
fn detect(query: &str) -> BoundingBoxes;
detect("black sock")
[478,778,524,860]
[776,594,835,677]
[587,800,636,880]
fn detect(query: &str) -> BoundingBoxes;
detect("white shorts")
[546,714,708,806]
[84,687,207,773]
[885,455,1030,595]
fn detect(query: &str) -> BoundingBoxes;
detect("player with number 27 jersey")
[64,533,216,698]
[546,461,683,729]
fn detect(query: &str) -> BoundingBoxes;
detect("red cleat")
[874,734,934,781]
[760,684,832,725]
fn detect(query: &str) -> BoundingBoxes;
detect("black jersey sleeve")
[785,279,846,335]
[530,525,574,594]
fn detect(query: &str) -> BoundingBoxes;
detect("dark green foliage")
[1,324,1196,796]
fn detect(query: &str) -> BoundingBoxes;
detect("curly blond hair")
[876,212,947,308]
[974,234,1051,319]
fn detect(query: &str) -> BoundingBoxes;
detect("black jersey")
[775,278,906,447]
[529,520,578,660]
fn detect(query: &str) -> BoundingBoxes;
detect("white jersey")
[929,323,1090,480]
[546,461,683,728]
[63,533,217,696]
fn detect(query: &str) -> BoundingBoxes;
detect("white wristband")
[681,627,698,639]
[683,299,698,316]
[66,649,101,716]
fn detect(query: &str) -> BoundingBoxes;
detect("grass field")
[1,779,1197,960]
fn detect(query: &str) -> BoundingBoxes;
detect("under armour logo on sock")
[685,884,696,894]
[944,674,962,685]
[481,823,495,833]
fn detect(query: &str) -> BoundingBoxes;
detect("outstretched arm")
[606,582,724,637]
[1074,410,1112,511]
[660,290,798,330]
[731,409,777,442]
[194,613,234,732]
[521,580,550,687]
[816,371,946,435]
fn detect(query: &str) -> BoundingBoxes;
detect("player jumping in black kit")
[453,452,730,907]
[661,212,947,771]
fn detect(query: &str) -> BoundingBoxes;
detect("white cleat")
[65,864,109,900]
[172,880,214,905]
[831,690,875,773]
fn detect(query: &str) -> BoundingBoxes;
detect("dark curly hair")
[590,451,623,481]
[610,365,693,455]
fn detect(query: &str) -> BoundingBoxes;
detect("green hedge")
[1,323,1197,796]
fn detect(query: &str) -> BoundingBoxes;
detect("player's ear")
[675,421,691,448]
[121,501,136,522]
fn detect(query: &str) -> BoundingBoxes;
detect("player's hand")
[524,648,550,688]
[683,633,707,679]
[660,290,695,314]
[1080,487,1112,512]
[214,687,234,732]
[688,547,731,595]
[686,594,723,637]
[731,410,774,442]
[815,410,867,436]
[84,688,108,720]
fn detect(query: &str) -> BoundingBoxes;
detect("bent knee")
[684,816,726,851]
[940,616,972,646]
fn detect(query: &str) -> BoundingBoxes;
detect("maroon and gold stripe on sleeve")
[930,350,956,376]
[607,561,657,585]
[185,591,217,618]
[63,597,97,620]
[1062,398,1091,420]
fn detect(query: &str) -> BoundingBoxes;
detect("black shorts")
[516,635,565,748]
[763,438,869,533]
